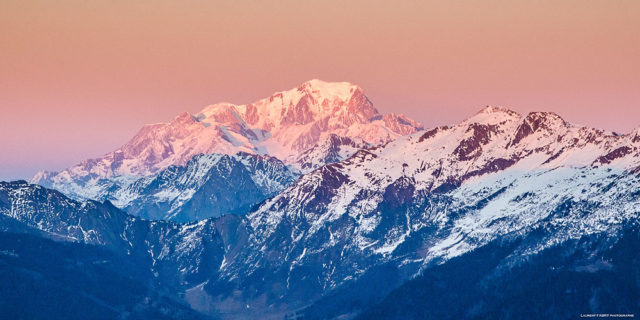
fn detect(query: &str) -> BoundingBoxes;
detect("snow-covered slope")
[106,152,298,222]
[248,106,640,258]
[32,79,423,200]
[294,133,372,173]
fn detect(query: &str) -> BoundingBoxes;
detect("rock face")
[6,106,640,318]
[32,79,423,201]
[294,133,372,173]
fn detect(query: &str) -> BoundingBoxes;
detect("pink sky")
[1,0,639,180]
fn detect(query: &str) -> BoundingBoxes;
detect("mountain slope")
[294,133,371,173]
[0,232,207,320]
[106,152,298,221]
[357,226,640,320]
[247,106,640,264]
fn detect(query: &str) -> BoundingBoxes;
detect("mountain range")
[31,80,421,221]
[32,80,421,196]
[3,81,640,319]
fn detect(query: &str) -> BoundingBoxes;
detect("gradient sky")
[1,0,639,180]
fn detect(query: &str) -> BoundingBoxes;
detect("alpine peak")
[464,105,522,126]
[296,79,361,100]
[32,80,423,196]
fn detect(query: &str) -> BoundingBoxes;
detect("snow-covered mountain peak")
[473,105,522,118]
[522,111,568,130]
[252,107,640,220]
[467,106,570,132]
[296,79,360,101]
[196,103,242,123]
[464,106,522,127]
[629,128,640,143]
[229,79,379,134]
[508,111,570,146]
[475,105,520,115]
[32,80,422,198]
[173,111,199,123]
